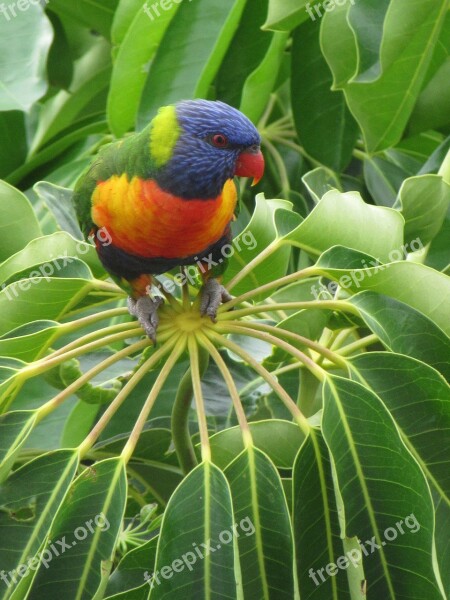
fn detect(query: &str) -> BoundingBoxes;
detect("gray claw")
[127,296,163,343]
[200,279,233,322]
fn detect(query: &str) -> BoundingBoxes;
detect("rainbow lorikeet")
[73,100,264,341]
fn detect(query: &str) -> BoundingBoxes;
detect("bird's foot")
[127,295,164,343]
[200,279,233,322]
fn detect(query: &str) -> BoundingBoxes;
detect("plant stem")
[197,332,252,446]
[262,138,291,194]
[121,336,187,464]
[37,338,150,420]
[225,240,280,292]
[221,267,317,310]
[336,334,379,356]
[188,336,211,462]
[216,323,327,381]
[171,344,209,474]
[78,337,180,457]
[206,330,310,435]
[221,320,348,370]
[218,300,358,320]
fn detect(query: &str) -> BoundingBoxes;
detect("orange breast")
[91,175,237,258]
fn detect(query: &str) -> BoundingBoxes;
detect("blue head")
[149,100,264,199]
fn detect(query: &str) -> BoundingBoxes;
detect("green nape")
[149,105,181,167]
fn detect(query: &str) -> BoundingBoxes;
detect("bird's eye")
[211,134,229,148]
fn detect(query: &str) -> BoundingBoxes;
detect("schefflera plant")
[0,161,449,600]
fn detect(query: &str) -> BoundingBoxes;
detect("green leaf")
[302,168,342,204]
[209,420,306,469]
[363,155,408,207]
[291,21,358,171]
[0,411,37,482]
[321,0,449,152]
[263,0,310,31]
[283,190,404,262]
[224,196,293,297]
[239,32,289,124]
[137,0,245,127]
[104,537,157,598]
[47,0,119,39]
[0,450,79,600]
[111,0,144,45]
[322,375,442,598]
[293,432,353,598]
[350,352,450,504]
[396,174,450,245]
[225,447,294,598]
[0,112,28,179]
[0,2,53,111]
[0,182,41,263]
[33,183,83,240]
[317,248,450,336]
[215,0,272,109]
[0,278,96,337]
[108,1,180,136]
[348,292,450,381]
[151,461,236,598]
[0,321,60,363]
[27,458,127,600]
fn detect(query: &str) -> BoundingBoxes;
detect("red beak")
[235,147,265,186]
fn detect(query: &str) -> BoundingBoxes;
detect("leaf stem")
[206,330,310,435]
[336,334,379,356]
[225,239,280,292]
[188,336,211,462]
[121,336,187,464]
[78,336,181,457]
[197,332,252,447]
[218,300,358,321]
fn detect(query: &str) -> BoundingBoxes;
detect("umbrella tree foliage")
[0,0,449,598]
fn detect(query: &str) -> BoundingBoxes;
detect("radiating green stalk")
[262,138,291,194]
[225,239,280,292]
[171,343,209,474]
[206,330,310,435]
[36,339,150,421]
[217,323,326,381]
[121,335,187,463]
[197,331,253,447]
[222,267,317,308]
[219,300,357,321]
[44,321,139,361]
[221,320,349,371]
[188,336,211,462]
[79,335,182,458]
[336,334,379,356]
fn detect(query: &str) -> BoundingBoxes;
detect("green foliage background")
[0,0,449,599]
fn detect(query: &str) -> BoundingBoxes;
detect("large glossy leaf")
[294,432,354,599]
[137,0,245,128]
[0,450,79,600]
[150,461,236,599]
[396,174,450,245]
[27,458,127,600]
[322,375,442,598]
[209,420,305,469]
[225,447,294,598]
[0,2,52,111]
[291,21,358,171]
[0,182,41,263]
[348,292,450,380]
[350,352,450,505]
[223,196,293,297]
[263,0,309,31]
[108,1,180,136]
[283,190,404,262]
[321,0,449,152]
[0,411,37,481]
[104,537,158,598]
[47,0,119,39]
[317,248,450,336]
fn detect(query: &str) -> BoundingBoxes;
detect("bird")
[73,99,265,341]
